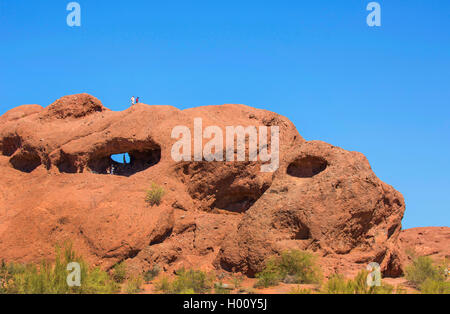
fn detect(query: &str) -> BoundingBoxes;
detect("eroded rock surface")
[0,94,412,277]
[399,227,450,264]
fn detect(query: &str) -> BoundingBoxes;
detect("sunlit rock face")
[0,94,405,277]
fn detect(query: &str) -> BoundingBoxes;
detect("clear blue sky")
[0,1,449,229]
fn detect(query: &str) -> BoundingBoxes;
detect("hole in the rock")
[2,136,22,156]
[294,226,311,240]
[287,156,328,178]
[56,139,162,176]
[273,210,311,240]
[88,148,161,177]
[57,152,78,173]
[212,193,267,214]
[10,151,41,173]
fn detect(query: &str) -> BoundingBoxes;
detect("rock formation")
[399,227,449,264]
[0,94,411,277]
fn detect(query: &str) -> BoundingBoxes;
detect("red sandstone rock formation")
[0,93,422,277]
[399,227,450,264]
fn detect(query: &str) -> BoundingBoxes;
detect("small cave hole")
[287,156,328,178]
[2,136,22,157]
[56,152,78,173]
[89,148,161,177]
[10,151,42,173]
[213,195,262,214]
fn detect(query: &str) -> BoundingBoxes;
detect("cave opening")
[287,156,328,178]
[10,150,42,173]
[88,148,161,177]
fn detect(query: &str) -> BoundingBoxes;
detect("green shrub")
[125,275,144,294]
[156,269,214,294]
[420,278,450,294]
[144,265,161,283]
[405,256,446,287]
[254,259,282,288]
[82,267,119,294]
[290,286,314,294]
[112,262,127,284]
[0,243,118,294]
[322,271,394,294]
[155,276,171,292]
[145,183,166,206]
[254,250,322,288]
[278,250,322,284]
[322,274,353,294]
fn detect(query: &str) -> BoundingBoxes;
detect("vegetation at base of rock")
[254,250,322,288]
[125,275,144,294]
[112,261,127,284]
[0,243,118,294]
[321,271,396,294]
[405,256,449,294]
[405,256,446,286]
[420,278,450,294]
[145,183,166,206]
[143,264,161,283]
[156,268,214,294]
[290,286,315,294]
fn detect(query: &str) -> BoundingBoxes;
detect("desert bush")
[254,260,282,288]
[290,286,314,294]
[112,262,127,284]
[405,256,446,287]
[125,275,144,294]
[322,274,353,294]
[145,183,166,206]
[155,276,171,292]
[0,243,118,294]
[144,265,161,283]
[322,271,394,294]
[255,250,322,288]
[420,278,450,294]
[156,268,214,294]
[277,250,322,284]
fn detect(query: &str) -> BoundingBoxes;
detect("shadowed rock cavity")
[287,156,328,178]
[2,136,22,157]
[88,149,161,176]
[57,139,161,176]
[10,150,42,173]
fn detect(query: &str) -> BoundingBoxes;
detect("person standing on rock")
[131,96,135,105]
[136,97,140,104]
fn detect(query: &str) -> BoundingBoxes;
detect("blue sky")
[0,1,449,229]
